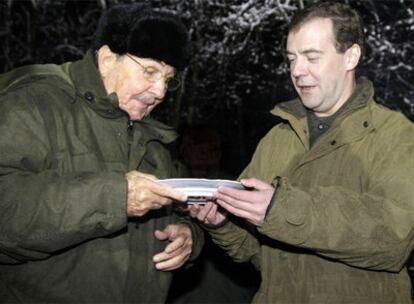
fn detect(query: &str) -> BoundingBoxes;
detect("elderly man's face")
[286,18,358,117]
[99,46,175,120]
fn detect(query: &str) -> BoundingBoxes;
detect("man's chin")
[300,97,320,110]
[125,104,156,121]
[128,111,146,121]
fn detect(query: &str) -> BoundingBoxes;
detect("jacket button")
[84,91,95,102]
[330,140,337,146]
[363,121,369,128]
[318,123,328,130]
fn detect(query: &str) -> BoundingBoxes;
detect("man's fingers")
[215,190,252,210]
[195,202,215,221]
[216,186,252,202]
[187,203,215,221]
[153,251,171,263]
[216,198,242,217]
[153,240,188,263]
[137,192,171,207]
[154,254,187,271]
[152,182,187,202]
[153,241,191,271]
[205,203,218,221]
[216,186,272,210]
[188,204,201,218]
[240,178,273,190]
[153,224,192,271]
[126,172,189,217]
[127,171,187,202]
[154,229,169,241]
[165,237,186,254]
[215,199,253,220]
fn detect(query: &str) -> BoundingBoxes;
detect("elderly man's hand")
[125,171,187,217]
[153,224,193,271]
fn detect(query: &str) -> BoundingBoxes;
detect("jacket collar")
[271,77,376,150]
[69,50,124,119]
[271,77,374,121]
[69,51,178,144]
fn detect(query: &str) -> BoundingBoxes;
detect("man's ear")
[345,43,361,71]
[97,45,117,77]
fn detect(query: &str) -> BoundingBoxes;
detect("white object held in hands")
[158,178,245,204]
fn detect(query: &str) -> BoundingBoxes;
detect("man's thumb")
[154,229,169,240]
[240,178,272,190]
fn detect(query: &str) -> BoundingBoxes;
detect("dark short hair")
[288,1,364,55]
[92,3,190,71]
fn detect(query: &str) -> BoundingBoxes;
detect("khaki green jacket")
[208,79,414,303]
[0,52,203,303]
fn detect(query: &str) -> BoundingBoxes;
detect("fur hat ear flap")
[92,3,191,71]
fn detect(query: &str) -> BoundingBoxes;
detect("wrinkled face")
[287,18,358,117]
[98,46,175,120]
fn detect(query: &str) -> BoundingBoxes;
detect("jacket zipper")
[127,120,134,159]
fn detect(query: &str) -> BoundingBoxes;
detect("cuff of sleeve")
[258,178,311,245]
[265,176,282,218]
[202,218,229,230]
[100,172,129,231]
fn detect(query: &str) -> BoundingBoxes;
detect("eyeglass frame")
[124,54,181,92]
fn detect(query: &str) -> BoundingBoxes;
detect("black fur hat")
[92,3,190,71]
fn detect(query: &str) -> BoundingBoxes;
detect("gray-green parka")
[0,51,203,303]
[207,79,414,303]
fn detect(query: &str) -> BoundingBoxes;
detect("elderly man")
[191,2,414,303]
[0,3,203,303]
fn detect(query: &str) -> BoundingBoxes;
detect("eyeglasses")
[125,54,181,91]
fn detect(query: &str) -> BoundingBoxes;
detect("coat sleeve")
[258,120,414,272]
[204,219,261,268]
[0,91,128,264]
[201,133,278,267]
[201,126,296,267]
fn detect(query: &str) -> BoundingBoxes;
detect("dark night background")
[1,0,413,179]
[1,0,413,302]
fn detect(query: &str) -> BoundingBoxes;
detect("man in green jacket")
[190,2,414,303]
[0,3,203,303]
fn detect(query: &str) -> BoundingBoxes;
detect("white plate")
[158,178,244,204]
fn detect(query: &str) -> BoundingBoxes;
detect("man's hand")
[214,178,274,226]
[153,224,193,271]
[188,202,227,226]
[125,171,187,217]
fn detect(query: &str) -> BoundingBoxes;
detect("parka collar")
[271,77,374,122]
[69,50,124,119]
[69,51,178,144]
[270,77,375,151]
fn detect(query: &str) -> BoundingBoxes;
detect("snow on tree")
[1,0,413,172]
